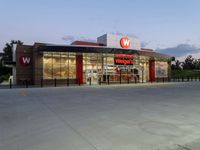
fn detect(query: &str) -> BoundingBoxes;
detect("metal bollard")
[120,73,122,84]
[41,78,43,88]
[54,78,57,87]
[67,78,69,86]
[9,79,12,89]
[78,78,81,86]
[163,77,165,83]
[99,77,101,85]
[25,80,28,88]
[107,76,110,85]
[89,77,92,86]
[127,76,130,84]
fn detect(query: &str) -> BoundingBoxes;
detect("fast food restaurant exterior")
[14,34,172,85]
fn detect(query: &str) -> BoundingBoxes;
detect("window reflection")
[43,53,53,79]
[43,52,76,79]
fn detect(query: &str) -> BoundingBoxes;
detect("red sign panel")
[19,56,31,66]
[120,37,130,49]
[115,54,134,58]
[114,54,134,65]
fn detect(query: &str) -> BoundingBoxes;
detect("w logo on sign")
[19,56,31,66]
[120,37,130,49]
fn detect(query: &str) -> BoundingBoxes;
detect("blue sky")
[0,0,200,57]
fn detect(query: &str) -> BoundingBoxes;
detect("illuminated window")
[43,53,53,79]
[43,52,76,79]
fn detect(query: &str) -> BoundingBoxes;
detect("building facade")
[14,34,172,85]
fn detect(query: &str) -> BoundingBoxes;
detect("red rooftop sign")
[120,37,130,49]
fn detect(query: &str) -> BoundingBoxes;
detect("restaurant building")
[13,34,172,85]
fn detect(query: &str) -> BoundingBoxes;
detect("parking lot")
[1,82,200,150]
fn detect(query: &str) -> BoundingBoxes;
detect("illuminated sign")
[114,54,134,65]
[115,54,134,58]
[120,37,130,48]
[19,56,31,66]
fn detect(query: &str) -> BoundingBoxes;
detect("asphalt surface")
[0,82,200,150]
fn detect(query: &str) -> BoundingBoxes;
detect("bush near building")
[0,74,10,83]
[171,55,200,78]
[172,70,200,78]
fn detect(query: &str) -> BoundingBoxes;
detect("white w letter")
[123,39,130,46]
[22,57,30,64]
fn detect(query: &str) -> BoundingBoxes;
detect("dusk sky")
[0,0,200,58]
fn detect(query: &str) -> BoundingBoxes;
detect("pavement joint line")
[37,98,99,150]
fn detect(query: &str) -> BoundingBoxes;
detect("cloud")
[61,35,75,44]
[62,35,96,44]
[141,41,151,48]
[176,52,200,61]
[156,44,200,57]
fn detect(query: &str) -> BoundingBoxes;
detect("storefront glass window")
[60,53,68,78]
[43,52,144,83]
[53,53,61,78]
[83,53,100,84]
[155,61,168,78]
[43,53,53,79]
[139,56,150,82]
[43,52,76,79]
[68,54,76,78]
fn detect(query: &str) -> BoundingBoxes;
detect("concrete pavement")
[1,82,200,150]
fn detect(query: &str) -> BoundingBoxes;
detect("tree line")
[171,55,200,70]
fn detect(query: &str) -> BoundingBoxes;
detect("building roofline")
[35,43,172,60]
[71,40,105,46]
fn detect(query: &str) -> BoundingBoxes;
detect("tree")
[2,40,23,62]
[171,60,182,70]
[0,40,23,79]
[182,55,196,70]
[194,59,200,70]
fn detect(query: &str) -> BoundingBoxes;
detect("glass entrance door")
[83,53,102,85]
[86,67,98,85]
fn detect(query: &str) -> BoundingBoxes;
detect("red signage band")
[115,54,134,58]
[114,58,134,65]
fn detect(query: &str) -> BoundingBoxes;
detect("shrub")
[0,74,10,83]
